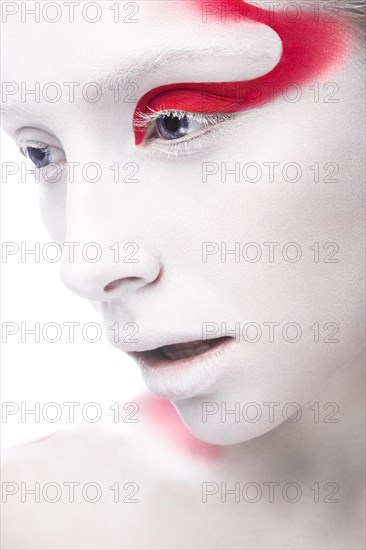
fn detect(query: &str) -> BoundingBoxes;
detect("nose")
[59,175,162,302]
[60,241,162,302]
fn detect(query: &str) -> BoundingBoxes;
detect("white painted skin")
[1,1,365,548]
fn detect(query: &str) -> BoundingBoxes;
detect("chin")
[173,395,286,446]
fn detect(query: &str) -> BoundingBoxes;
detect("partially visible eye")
[133,108,234,158]
[135,109,231,147]
[156,113,201,141]
[20,143,65,169]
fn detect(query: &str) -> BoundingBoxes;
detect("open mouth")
[131,337,232,368]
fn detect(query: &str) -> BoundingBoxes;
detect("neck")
[222,351,365,486]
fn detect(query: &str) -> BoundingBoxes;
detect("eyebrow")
[0,44,277,118]
[0,49,203,118]
[94,45,278,89]
[98,48,206,87]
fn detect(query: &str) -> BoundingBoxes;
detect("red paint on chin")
[134,0,351,145]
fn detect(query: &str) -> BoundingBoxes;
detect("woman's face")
[2,0,365,444]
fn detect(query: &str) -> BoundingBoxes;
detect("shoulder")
[1,393,220,549]
[2,392,219,472]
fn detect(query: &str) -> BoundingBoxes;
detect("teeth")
[161,343,212,361]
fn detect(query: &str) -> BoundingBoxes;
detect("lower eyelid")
[146,121,216,148]
[146,119,235,160]
[156,122,218,144]
[145,112,233,145]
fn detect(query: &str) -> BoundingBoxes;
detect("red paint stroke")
[134,0,352,144]
[141,392,220,461]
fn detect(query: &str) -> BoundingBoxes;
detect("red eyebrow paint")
[133,0,352,145]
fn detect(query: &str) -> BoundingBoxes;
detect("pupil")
[165,117,181,133]
[157,114,189,140]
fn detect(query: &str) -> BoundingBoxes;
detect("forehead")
[1,0,288,84]
[1,0,355,136]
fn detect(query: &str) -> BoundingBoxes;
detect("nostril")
[104,277,141,292]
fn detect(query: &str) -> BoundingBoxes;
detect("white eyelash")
[149,120,236,160]
[18,139,48,154]
[134,108,231,129]
[134,108,234,160]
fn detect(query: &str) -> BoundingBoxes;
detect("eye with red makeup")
[133,0,352,149]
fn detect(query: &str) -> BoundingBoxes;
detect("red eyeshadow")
[133,0,352,145]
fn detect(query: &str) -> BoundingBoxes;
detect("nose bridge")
[60,154,161,301]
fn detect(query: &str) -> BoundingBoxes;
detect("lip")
[130,336,230,367]
[128,336,236,400]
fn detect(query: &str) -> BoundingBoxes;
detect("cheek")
[167,79,364,362]
[39,179,67,244]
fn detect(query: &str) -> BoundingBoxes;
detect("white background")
[1,130,145,449]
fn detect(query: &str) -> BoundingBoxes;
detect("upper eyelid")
[134,109,233,129]
[15,127,62,149]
